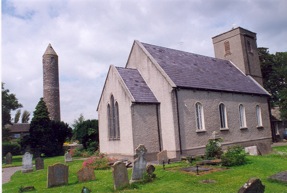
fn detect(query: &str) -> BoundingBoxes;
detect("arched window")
[239,104,247,128]
[224,41,231,56]
[107,95,120,140]
[219,103,228,129]
[195,102,205,131]
[256,105,262,127]
[115,102,120,139]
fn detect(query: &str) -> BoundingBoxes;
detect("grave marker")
[77,166,95,182]
[47,163,69,188]
[130,144,147,182]
[22,152,33,173]
[112,161,129,190]
[35,157,44,170]
[5,152,12,165]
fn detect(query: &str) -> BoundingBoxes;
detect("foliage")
[82,152,114,170]
[21,110,30,123]
[205,139,223,160]
[2,83,22,139]
[2,142,21,156]
[72,115,99,154]
[23,98,72,157]
[259,48,287,119]
[14,109,21,123]
[221,145,247,167]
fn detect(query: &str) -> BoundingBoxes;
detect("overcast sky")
[2,0,287,126]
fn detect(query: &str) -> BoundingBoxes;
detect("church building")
[97,27,272,161]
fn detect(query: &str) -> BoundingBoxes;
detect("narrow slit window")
[224,41,231,55]
[256,105,262,127]
[239,104,247,128]
[195,102,205,130]
[219,103,228,129]
[107,95,120,140]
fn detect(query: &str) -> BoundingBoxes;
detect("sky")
[2,0,287,126]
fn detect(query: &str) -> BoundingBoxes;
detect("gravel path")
[2,166,22,184]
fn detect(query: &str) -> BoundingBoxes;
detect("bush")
[221,145,247,166]
[2,142,21,156]
[82,152,116,170]
[205,139,223,160]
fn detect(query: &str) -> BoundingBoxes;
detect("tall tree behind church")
[259,48,287,119]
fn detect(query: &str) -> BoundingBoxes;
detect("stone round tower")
[43,44,61,121]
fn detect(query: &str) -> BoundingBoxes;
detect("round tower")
[43,44,61,121]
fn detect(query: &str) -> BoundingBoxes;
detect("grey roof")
[116,67,158,103]
[8,123,30,133]
[142,42,269,96]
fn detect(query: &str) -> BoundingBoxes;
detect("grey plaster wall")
[177,89,272,156]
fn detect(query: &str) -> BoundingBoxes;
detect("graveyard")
[2,145,287,193]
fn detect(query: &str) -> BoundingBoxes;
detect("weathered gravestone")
[5,152,12,165]
[130,144,147,183]
[112,161,129,190]
[35,157,44,170]
[65,151,73,163]
[245,146,259,156]
[77,166,95,182]
[47,163,69,188]
[146,164,156,178]
[157,150,168,164]
[22,152,33,173]
[238,178,265,193]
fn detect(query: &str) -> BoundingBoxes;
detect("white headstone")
[22,152,33,173]
[245,146,259,156]
[64,152,73,162]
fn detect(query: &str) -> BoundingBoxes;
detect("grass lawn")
[2,146,287,193]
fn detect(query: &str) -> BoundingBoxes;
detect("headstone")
[130,144,147,183]
[257,143,271,155]
[35,157,44,170]
[238,178,265,193]
[47,163,69,188]
[65,151,73,162]
[112,161,129,190]
[269,171,287,183]
[77,166,96,182]
[22,152,33,173]
[157,150,168,164]
[245,146,259,156]
[146,164,156,178]
[5,152,12,165]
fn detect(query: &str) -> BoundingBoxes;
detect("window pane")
[196,103,203,130]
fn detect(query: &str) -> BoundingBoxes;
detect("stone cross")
[64,151,73,163]
[5,152,12,165]
[112,161,129,190]
[47,163,69,188]
[77,166,96,182]
[22,152,33,173]
[35,157,44,170]
[130,144,147,182]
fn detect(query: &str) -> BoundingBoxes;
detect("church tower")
[43,44,61,121]
[212,27,263,85]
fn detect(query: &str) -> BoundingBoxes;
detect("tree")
[24,98,72,156]
[259,48,287,119]
[14,109,21,123]
[72,114,99,153]
[2,83,22,127]
[21,110,31,123]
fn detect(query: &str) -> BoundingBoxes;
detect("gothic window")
[239,104,247,128]
[107,95,120,140]
[195,102,205,131]
[256,105,262,127]
[224,41,231,56]
[219,103,228,129]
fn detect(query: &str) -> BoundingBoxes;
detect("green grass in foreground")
[2,147,287,193]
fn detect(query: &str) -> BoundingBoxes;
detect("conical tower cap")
[43,43,58,56]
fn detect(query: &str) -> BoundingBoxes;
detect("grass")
[2,146,287,193]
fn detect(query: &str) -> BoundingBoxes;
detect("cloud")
[2,0,287,125]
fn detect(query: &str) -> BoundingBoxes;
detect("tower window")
[256,105,263,127]
[224,41,231,56]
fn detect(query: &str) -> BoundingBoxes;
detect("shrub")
[82,152,115,170]
[221,145,247,166]
[205,139,223,160]
[2,142,21,156]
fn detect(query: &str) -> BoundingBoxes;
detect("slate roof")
[7,123,30,133]
[116,67,158,103]
[141,42,269,96]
